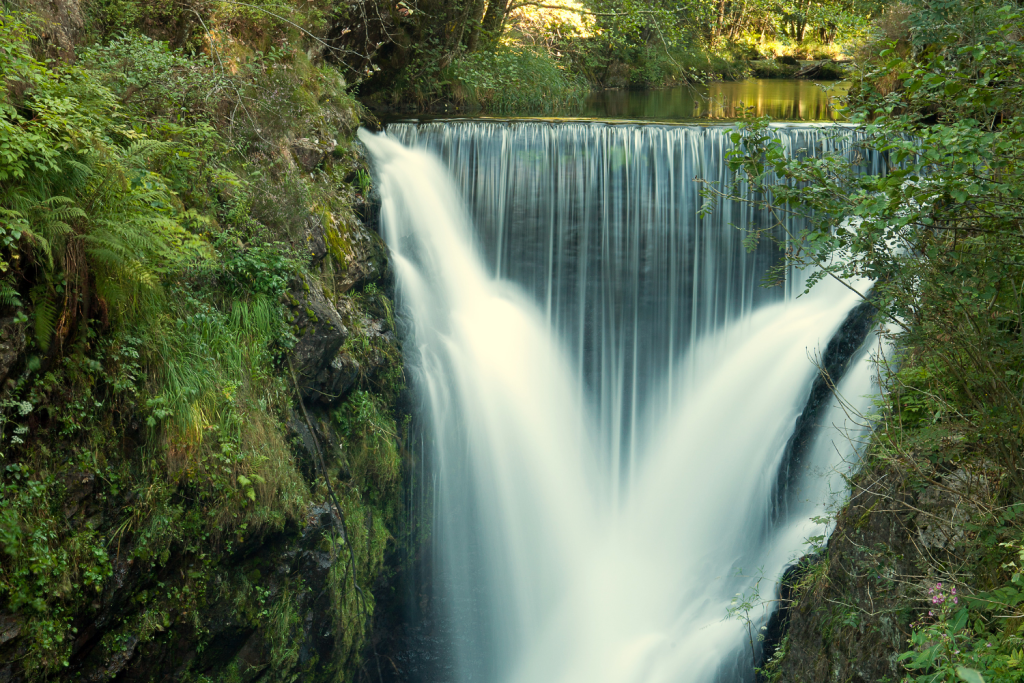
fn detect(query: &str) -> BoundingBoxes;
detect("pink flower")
[951,586,956,594]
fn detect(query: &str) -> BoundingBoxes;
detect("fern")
[30,286,58,352]
[0,277,21,308]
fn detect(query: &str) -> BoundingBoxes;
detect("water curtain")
[362,121,882,683]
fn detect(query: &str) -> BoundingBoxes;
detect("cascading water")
[360,121,883,683]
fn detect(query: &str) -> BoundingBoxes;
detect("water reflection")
[580,79,849,122]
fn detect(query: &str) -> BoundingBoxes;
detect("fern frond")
[30,287,58,352]
[84,245,131,268]
[94,276,128,309]
[0,278,21,308]
[119,259,159,288]
[62,158,93,189]
[123,139,172,168]
[39,196,86,224]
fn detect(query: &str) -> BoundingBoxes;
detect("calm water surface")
[388,79,850,124]
[580,79,850,122]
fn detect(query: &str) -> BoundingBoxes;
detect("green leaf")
[956,667,985,683]
[951,608,969,633]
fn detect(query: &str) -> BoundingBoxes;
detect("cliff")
[0,5,413,681]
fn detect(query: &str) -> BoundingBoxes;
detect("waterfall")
[360,121,882,683]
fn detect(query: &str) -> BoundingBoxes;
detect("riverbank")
[360,61,852,118]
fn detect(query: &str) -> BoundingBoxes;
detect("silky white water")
[360,123,880,683]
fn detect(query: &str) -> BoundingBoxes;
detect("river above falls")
[385,78,850,125]
[582,78,849,121]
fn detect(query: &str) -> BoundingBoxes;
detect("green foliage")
[447,45,588,113]
[1,14,211,353]
[718,2,1024,680]
[334,390,401,496]
[327,487,391,675]
[0,5,392,680]
[78,33,229,123]
[725,16,1024,478]
[901,550,1024,683]
[0,466,112,672]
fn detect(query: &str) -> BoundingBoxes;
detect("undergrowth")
[446,45,589,114]
[721,3,1024,681]
[0,3,403,680]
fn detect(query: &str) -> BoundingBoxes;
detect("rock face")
[765,459,989,683]
[0,317,25,387]
[287,275,350,400]
[772,300,876,518]
[48,504,343,683]
[24,0,84,60]
[290,138,337,173]
[286,265,398,407]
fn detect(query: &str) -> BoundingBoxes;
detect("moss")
[324,219,353,272]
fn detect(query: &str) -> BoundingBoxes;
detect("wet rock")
[353,190,382,236]
[773,299,875,517]
[329,213,388,294]
[0,615,20,647]
[287,408,352,479]
[287,276,348,400]
[300,347,362,406]
[83,634,139,682]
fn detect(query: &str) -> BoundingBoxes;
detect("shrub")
[446,45,589,114]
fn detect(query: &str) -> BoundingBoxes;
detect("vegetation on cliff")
[722,1,1024,681]
[0,0,408,680]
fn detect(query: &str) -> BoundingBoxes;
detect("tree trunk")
[728,0,747,40]
[797,0,811,42]
[465,0,488,51]
[480,0,510,48]
[716,0,727,38]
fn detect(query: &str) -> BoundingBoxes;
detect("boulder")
[290,137,337,173]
